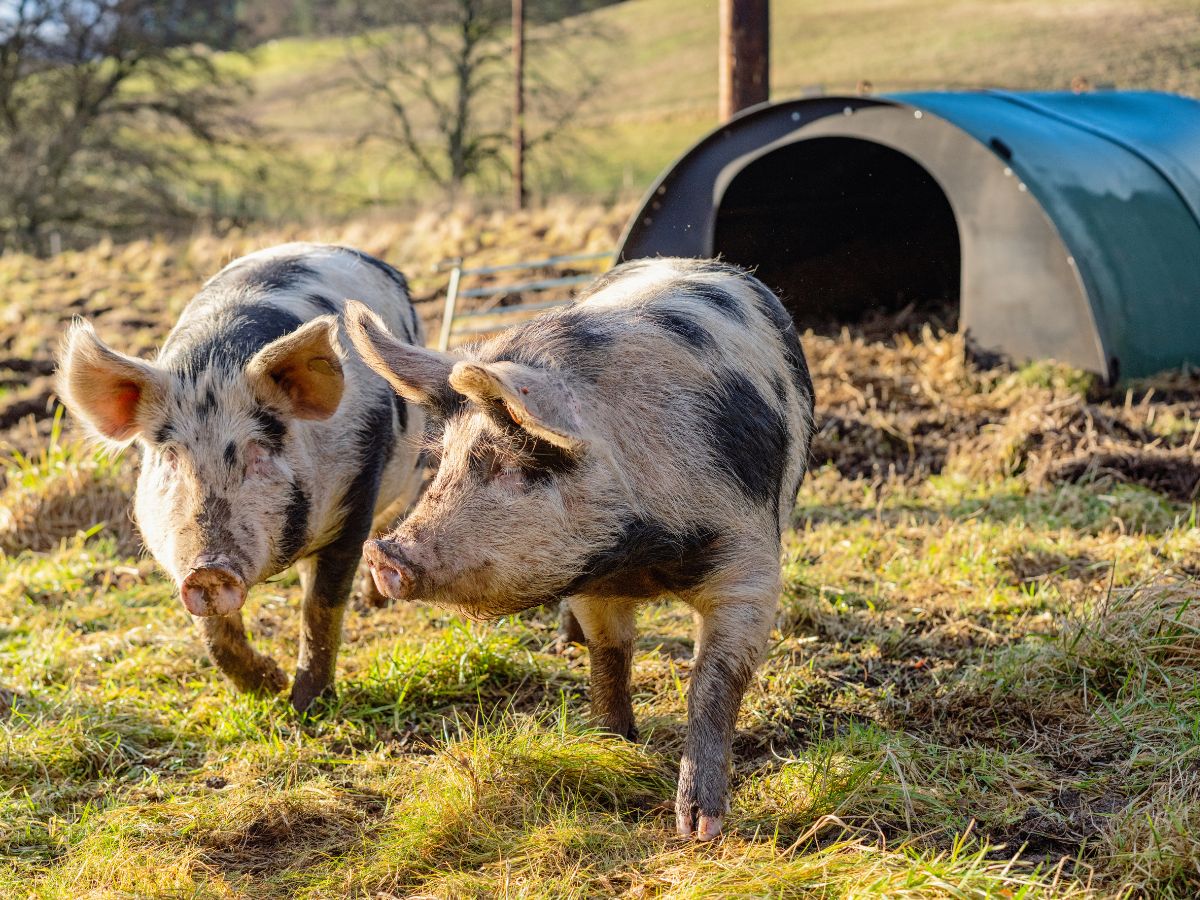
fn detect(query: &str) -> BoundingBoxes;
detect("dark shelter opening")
[712,137,961,332]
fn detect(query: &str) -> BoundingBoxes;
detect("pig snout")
[363,539,417,601]
[180,557,247,617]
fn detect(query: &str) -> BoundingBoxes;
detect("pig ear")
[245,315,345,420]
[449,360,587,454]
[57,320,167,443]
[343,300,460,415]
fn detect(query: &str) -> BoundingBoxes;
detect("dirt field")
[1,205,1198,897]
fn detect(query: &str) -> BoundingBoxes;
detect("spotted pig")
[57,243,426,710]
[344,257,814,839]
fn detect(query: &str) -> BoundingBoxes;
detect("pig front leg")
[199,611,289,695]
[570,598,638,741]
[290,545,357,711]
[676,592,774,841]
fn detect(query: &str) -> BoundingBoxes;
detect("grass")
[0,409,137,557]
[3,474,1196,897]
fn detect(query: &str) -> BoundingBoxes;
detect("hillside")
[223,0,1200,214]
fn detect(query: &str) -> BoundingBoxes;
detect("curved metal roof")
[619,90,1200,381]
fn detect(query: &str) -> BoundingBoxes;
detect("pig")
[56,243,426,711]
[343,257,814,840]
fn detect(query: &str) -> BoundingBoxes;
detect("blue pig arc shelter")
[616,90,1200,383]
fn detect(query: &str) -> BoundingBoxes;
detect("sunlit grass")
[3,421,1196,895]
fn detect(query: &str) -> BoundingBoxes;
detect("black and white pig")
[56,243,426,711]
[343,257,814,840]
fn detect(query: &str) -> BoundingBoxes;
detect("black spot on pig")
[748,278,813,407]
[224,442,237,468]
[197,387,217,421]
[488,310,615,373]
[155,421,174,445]
[226,256,319,293]
[702,370,788,509]
[307,394,396,602]
[476,404,579,482]
[335,395,395,539]
[426,389,470,421]
[307,294,339,316]
[520,442,578,482]
[685,281,747,323]
[196,493,237,557]
[643,307,714,351]
[338,247,410,295]
[252,407,287,453]
[161,305,304,373]
[276,481,310,567]
[562,518,722,598]
[771,373,789,405]
[392,391,408,432]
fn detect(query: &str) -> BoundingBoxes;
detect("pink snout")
[180,558,247,617]
[363,539,416,602]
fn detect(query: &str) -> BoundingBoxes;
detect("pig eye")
[245,441,276,478]
[482,452,525,490]
[485,455,506,481]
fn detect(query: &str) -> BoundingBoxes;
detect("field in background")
[1,204,1199,897]
[215,0,1200,217]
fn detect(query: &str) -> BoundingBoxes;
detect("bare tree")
[0,0,248,254]
[347,0,605,199]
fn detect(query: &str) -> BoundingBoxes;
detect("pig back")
[480,258,814,536]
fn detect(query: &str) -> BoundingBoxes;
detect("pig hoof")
[261,661,290,695]
[696,814,724,841]
[290,673,335,713]
[226,657,288,695]
[675,806,724,841]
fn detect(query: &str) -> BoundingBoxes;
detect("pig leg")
[676,591,775,841]
[570,598,638,741]
[290,546,356,711]
[199,611,288,695]
[556,599,587,648]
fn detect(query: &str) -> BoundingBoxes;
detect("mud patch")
[1048,450,1200,503]
[200,791,386,876]
[986,788,1128,867]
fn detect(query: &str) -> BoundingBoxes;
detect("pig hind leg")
[569,598,638,741]
[199,611,288,695]
[556,599,586,649]
[677,578,777,841]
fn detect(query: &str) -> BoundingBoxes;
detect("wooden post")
[719,0,769,122]
[512,0,526,210]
